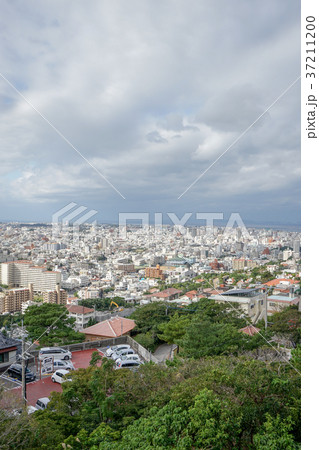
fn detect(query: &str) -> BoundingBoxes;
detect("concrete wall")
[27,335,162,364]
[127,336,161,364]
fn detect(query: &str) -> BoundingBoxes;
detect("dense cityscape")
[0,221,301,448]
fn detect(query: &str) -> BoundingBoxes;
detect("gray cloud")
[0,0,300,225]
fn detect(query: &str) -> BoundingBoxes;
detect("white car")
[51,369,70,384]
[53,360,75,371]
[111,348,135,360]
[39,347,72,361]
[35,397,50,411]
[105,344,130,357]
[115,354,141,364]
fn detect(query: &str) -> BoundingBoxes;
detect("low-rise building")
[0,333,19,371]
[80,316,136,341]
[66,305,95,329]
[267,295,300,314]
[209,288,266,323]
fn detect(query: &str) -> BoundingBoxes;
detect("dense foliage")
[0,301,301,448]
[23,303,85,346]
[0,350,301,449]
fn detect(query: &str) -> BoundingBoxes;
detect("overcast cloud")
[0,0,300,226]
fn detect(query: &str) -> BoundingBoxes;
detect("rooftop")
[80,316,136,337]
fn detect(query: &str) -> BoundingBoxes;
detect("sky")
[0,0,300,227]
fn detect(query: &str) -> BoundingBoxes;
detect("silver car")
[115,354,141,364]
[53,360,75,371]
[111,348,135,360]
[105,345,130,357]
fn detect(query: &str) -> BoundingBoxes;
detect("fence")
[26,335,162,364]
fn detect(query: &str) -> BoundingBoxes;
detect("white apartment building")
[66,305,95,329]
[0,261,61,293]
[78,287,100,299]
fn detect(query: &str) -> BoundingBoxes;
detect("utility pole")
[21,320,27,405]
[264,288,268,330]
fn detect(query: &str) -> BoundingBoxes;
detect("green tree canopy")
[23,303,85,346]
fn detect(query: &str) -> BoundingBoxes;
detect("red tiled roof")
[67,305,94,315]
[239,325,260,336]
[185,290,198,298]
[80,317,136,337]
[151,288,183,298]
[264,278,297,286]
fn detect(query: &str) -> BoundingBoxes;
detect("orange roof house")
[80,316,136,341]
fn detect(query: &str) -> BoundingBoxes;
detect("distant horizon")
[0,219,301,232]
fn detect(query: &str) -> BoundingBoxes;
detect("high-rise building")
[0,261,61,292]
[43,284,67,305]
[145,265,165,280]
[0,283,34,313]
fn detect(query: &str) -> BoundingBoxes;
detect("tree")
[253,414,300,449]
[179,320,250,358]
[23,303,85,346]
[270,306,301,345]
[130,302,170,334]
[157,313,192,344]
[117,389,242,449]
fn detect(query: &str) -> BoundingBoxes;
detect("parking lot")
[1,344,146,408]
[1,348,102,407]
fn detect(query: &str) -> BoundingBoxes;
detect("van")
[39,347,72,361]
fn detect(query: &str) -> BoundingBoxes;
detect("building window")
[0,352,9,363]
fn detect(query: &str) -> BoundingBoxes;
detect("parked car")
[39,347,72,361]
[111,348,135,360]
[105,344,130,357]
[35,397,50,411]
[53,360,75,371]
[7,364,36,383]
[115,360,141,370]
[51,369,70,384]
[115,353,141,363]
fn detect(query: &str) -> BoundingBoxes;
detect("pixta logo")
[52,203,98,247]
